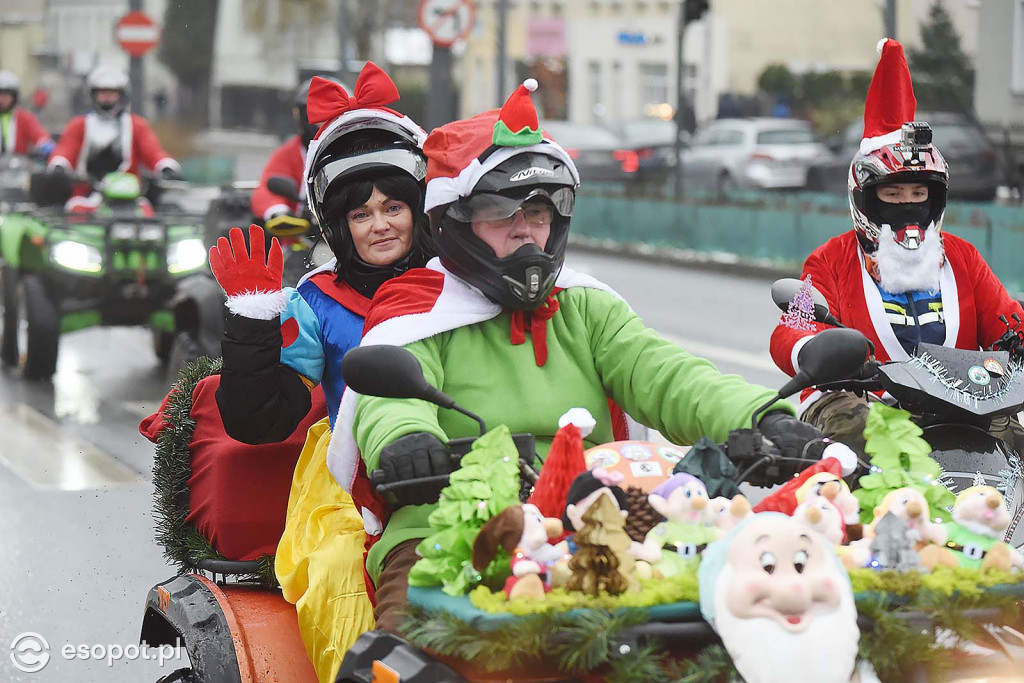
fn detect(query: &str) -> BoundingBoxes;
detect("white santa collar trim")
[856,247,959,362]
[82,111,133,174]
[424,140,581,213]
[303,109,427,191]
[859,128,902,156]
[326,258,631,500]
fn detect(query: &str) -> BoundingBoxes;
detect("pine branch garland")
[151,356,277,587]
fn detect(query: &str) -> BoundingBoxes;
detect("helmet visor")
[446,188,575,223]
[310,148,427,206]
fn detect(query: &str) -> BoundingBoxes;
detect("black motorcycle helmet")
[295,75,347,148]
[431,151,577,311]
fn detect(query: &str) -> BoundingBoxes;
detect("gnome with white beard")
[769,36,1024,461]
[699,513,860,683]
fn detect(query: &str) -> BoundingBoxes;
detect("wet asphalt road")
[0,249,785,682]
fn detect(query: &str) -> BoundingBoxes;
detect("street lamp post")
[128,0,144,115]
[674,0,709,200]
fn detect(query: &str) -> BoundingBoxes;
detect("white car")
[681,118,830,192]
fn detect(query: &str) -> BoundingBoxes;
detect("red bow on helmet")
[306,61,401,126]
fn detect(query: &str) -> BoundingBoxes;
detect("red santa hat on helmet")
[859,38,918,156]
[422,79,580,213]
[302,61,427,182]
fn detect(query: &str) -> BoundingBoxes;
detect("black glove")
[376,432,453,485]
[758,411,824,461]
[160,165,185,181]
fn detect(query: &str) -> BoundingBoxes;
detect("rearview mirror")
[777,328,872,398]
[267,175,301,203]
[771,278,841,327]
[342,345,453,407]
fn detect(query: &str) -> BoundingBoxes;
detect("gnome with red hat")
[326,79,827,633]
[769,38,1024,457]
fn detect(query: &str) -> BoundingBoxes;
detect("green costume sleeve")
[354,334,450,471]
[576,288,792,444]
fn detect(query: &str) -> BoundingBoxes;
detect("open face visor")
[446,187,575,223]
[310,147,428,208]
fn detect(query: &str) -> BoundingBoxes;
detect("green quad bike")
[0,170,208,379]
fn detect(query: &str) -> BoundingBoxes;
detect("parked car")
[605,118,689,184]
[807,112,1002,201]
[680,118,830,192]
[539,120,637,184]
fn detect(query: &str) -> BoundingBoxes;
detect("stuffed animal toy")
[705,495,753,533]
[863,487,957,570]
[943,485,1024,571]
[641,473,721,577]
[794,496,846,547]
[472,503,567,600]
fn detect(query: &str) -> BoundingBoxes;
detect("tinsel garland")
[151,356,278,587]
[401,571,1024,683]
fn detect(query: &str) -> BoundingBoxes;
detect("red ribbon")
[508,295,560,367]
[306,61,400,126]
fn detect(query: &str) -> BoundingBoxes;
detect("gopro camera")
[901,121,933,149]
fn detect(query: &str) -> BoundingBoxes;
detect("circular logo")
[967,365,991,386]
[657,445,687,464]
[620,444,653,461]
[983,358,1004,377]
[585,448,619,469]
[10,633,50,673]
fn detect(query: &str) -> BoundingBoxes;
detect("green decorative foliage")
[407,425,522,595]
[151,356,277,587]
[854,403,956,523]
[492,120,543,148]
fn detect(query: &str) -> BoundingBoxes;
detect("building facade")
[974,0,1024,125]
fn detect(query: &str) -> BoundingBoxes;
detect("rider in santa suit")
[0,70,54,157]
[47,65,182,182]
[770,38,1024,456]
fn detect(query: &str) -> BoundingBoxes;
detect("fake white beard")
[713,565,860,683]
[873,224,944,294]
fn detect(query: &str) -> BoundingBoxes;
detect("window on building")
[1014,0,1024,94]
[589,61,604,123]
[611,61,622,121]
[639,63,669,109]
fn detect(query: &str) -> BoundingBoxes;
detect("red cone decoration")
[528,422,587,519]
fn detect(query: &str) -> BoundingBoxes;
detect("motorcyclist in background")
[48,65,182,184]
[770,39,1024,457]
[0,70,54,158]
[333,79,830,633]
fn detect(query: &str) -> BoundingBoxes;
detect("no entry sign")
[417,0,475,47]
[116,11,161,58]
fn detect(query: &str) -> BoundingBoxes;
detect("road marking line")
[0,403,141,490]
[661,333,781,374]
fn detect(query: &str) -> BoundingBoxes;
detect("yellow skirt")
[275,417,375,683]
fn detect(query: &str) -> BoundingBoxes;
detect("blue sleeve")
[279,287,326,385]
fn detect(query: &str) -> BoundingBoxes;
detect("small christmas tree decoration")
[527,411,590,519]
[408,426,522,595]
[853,403,956,524]
[869,512,921,571]
[566,493,633,596]
[780,275,818,332]
[492,78,543,147]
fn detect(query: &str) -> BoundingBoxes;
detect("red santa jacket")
[251,135,305,221]
[49,112,177,176]
[771,231,1024,405]
[3,108,53,154]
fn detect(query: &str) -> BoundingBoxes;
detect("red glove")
[209,224,283,297]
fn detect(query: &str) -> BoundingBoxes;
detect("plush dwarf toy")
[942,485,1024,571]
[755,458,863,542]
[641,473,721,577]
[859,487,957,570]
[699,513,860,683]
[705,495,753,534]
[472,503,566,600]
[794,496,846,547]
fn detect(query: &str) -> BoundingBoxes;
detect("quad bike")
[139,330,1024,682]
[0,170,207,379]
[771,278,1024,550]
[163,175,332,381]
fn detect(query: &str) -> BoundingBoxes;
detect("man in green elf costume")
[326,80,837,631]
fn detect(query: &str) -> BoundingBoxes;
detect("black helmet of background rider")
[295,75,347,148]
[303,71,430,282]
[0,70,20,113]
[87,65,129,117]
[848,38,950,254]
[423,80,580,311]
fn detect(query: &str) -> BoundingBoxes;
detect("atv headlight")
[167,238,207,274]
[52,240,102,273]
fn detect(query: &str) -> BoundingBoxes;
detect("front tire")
[18,274,59,380]
[0,264,19,367]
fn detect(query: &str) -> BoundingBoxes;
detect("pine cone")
[624,486,663,542]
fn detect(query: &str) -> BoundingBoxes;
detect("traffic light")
[683,0,709,24]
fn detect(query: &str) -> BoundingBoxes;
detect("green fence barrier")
[180,155,236,185]
[573,191,1024,296]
